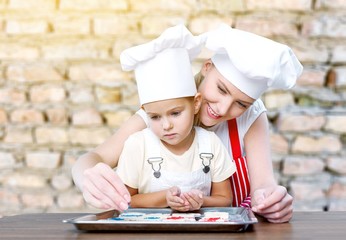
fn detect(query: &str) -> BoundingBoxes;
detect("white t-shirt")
[116,127,236,194]
[136,99,267,159]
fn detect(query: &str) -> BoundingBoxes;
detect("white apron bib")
[143,127,213,196]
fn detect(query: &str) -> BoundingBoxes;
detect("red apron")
[228,119,251,208]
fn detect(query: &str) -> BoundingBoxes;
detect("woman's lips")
[207,105,221,119]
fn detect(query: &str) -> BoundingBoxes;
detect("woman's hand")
[251,185,293,223]
[82,162,131,211]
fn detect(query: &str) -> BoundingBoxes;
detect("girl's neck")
[162,128,195,155]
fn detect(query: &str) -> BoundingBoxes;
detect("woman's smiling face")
[197,60,255,127]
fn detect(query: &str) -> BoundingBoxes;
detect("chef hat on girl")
[120,24,203,105]
[204,23,303,99]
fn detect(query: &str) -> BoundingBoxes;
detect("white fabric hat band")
[211,54,269,99]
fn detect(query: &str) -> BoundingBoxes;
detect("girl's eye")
[150,116,160,120]
[171,111,181,116]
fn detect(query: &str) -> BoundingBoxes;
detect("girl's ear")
[193,93,202,114]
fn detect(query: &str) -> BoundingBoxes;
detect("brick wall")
[0,0,346,216]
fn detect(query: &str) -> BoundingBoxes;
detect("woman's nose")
[218,97,233,116]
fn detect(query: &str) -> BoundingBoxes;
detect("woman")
[72,23,303,223]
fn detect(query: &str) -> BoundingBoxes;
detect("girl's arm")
[245,112,293,223]
[127,187,169,208]
[71,113,147,210]
[179,180,232,211]
[202,180,232,207]
[128,180,232,209]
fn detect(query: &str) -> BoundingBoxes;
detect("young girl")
[72,23,303,223]
[116,25,236,211]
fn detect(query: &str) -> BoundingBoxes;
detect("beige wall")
[1,0,346,216]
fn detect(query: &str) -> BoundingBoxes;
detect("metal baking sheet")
[63,207,258,232]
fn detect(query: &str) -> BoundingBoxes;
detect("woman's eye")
[237,102,247,109]
[150,116,160,120]
[218,86,227,94]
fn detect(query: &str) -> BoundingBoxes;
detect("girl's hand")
[180,189,204,211]
[251,185,293,223]
[166,186,190,211]
[82,162,131,211]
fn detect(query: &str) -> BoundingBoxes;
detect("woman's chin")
[199,116,219,128]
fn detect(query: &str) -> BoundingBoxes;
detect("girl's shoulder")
[195,126,218,138]
[125,129,147,146]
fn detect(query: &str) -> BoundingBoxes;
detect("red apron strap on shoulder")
[228,119,241,159]
[228,119,251,207]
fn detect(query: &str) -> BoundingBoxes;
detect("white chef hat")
[204,23,303,99]
[120,24,203,105]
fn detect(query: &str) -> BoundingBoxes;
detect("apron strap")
[195,127,211,154]
[228,119,251,208]
[196,127,214,174]
[143,129,163,178]
[143,128,161,158]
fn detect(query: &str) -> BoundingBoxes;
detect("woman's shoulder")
[248,98,266,114]
[135,108,149,126]
[238,98,266,122]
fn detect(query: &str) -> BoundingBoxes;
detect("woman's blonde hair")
[193,71,205,126]
[194,71,204,88]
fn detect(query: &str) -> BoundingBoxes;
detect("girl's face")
[143,95,201,153]
[198,60,255,127]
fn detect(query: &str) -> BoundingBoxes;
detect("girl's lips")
[164,133,177,139]
[207,105,221,120]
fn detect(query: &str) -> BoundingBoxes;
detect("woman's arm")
[245,112,293,223]
[245,112,276,191]
[71,113,147,210]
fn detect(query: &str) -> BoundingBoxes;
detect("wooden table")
[1,211,345,239]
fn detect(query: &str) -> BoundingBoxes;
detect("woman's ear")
[201,59,213,76]
[193,93,202,114]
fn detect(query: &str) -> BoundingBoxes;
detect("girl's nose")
[162,118,173,130]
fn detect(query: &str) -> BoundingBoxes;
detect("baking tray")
[63,207,258,232]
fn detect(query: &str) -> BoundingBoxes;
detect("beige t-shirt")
[116,127,236,194]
